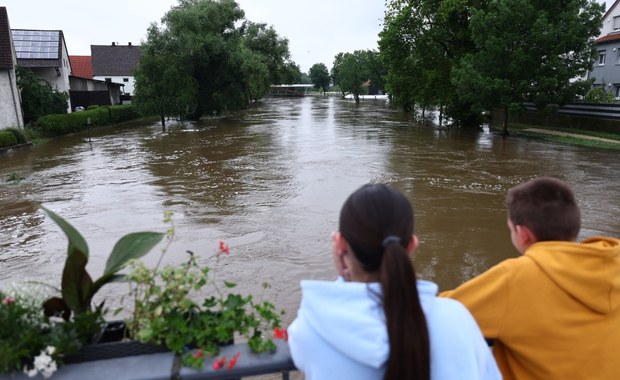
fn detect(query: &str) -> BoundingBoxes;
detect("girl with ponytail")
[288,184,500,380]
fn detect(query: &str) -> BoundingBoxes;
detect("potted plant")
[0,205,165,377]
[124,213,286,369]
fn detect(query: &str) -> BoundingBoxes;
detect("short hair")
[506,177,580,241]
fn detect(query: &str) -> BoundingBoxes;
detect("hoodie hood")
[526,236,620,314]
[296,279,387,368]
[295,278,438,369]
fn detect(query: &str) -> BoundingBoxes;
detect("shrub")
[0,131,17,148]
[5,128,28,144]
[33,106,138,137]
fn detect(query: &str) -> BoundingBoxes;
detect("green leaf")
[61,251,93,313]
[104,232,164,275]
[41,205,89,259]
[223,281,237,288]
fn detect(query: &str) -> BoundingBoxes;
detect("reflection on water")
[1,97,619,324]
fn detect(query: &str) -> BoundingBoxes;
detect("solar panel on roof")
[11,30,60,59]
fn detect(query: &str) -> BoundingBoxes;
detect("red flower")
[273,327,288,341]
[212,355,227,370]
[228,352,240,370]
[192,350,204,359]
[2,297,14,305]
[218,241,230,256]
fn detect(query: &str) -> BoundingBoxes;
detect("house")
[69,76,123,110]
[11,28,72,111]
[69,55,93,79]
[0,7,23,129]
[91,43,140,99]
[587,0,620,97]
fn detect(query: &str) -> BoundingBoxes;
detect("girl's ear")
[407,234,419,257]
[332,232,351,281]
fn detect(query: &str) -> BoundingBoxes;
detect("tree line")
[305,0,604,131]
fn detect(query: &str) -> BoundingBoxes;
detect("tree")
[379,0,480,124]
[331,51,369,103]
[16,67,69,124]
[133,24,198,131]
[134,0,295,125]
[309,63,330,94]
[452,0,604,134]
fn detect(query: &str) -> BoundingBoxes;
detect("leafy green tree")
[379,0,479,124]
[134,24,198,131]
[451,0,604,134]
[281,62,302,84]
[16,67,69,124]
[134,0,295,124]
[309,63,330,94]
[331,51,369,103]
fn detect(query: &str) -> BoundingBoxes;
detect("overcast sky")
[2,0,385,73]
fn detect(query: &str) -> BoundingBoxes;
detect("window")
[599,51,606,65]
[614,16,620,30]
[105,78,111,82]
[614,85,620,99]
[123,78,129,82]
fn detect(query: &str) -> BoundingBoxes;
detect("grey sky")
[2,0,385,73]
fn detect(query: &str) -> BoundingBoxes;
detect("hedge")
[0,131,17,148]
[4,128,27,144]
[34,105,140,137]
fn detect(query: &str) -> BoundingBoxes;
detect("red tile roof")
[69,55,92,78]
[595,33,620,44]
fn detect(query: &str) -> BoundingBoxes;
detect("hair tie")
[381,235,401,248]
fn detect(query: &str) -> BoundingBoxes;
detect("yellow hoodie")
[441,236,620,380]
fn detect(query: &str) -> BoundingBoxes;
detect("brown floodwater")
[1,96,619,327]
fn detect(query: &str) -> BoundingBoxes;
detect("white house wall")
[599,5,620,38]
[93,75,134,95]
[0,68,24,129]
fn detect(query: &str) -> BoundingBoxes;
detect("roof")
[11,29,64,68]
[91,44,141,76]
[69,55,93,78]
[0,7,13,69]
[603,0,620,22]
[595,33,620,44]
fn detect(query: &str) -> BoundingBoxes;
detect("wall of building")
[93,75,134,95]
[589,40,620,91]
[0,69,24,129]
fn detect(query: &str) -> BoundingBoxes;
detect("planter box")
[65,340,170,364]
[65,320,169,364]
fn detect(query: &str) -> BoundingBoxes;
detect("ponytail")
[338,183,429,379]
[380,240,430,380]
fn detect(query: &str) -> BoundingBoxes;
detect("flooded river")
[1,96,619,324]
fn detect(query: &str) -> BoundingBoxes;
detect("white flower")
[28,349,58,379]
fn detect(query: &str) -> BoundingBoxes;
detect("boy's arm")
[439,262,512,339]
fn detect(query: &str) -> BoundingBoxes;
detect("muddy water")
[1,96,619,326]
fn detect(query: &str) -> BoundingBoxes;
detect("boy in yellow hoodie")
[441,176,620,380]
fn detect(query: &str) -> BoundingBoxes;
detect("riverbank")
[490,123,620,150]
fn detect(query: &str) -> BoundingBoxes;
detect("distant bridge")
[269,84,313,97]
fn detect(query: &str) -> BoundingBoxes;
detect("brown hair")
[506,176,581,241]
[339,184,430,380]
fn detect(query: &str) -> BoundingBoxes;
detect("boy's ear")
[516,224,538,247]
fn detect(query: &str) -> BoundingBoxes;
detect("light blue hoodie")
[288,278,501,380]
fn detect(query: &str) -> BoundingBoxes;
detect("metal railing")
[0,340,297,380]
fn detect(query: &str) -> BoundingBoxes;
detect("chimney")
[128,42,132,46]
[112,42,115,46]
